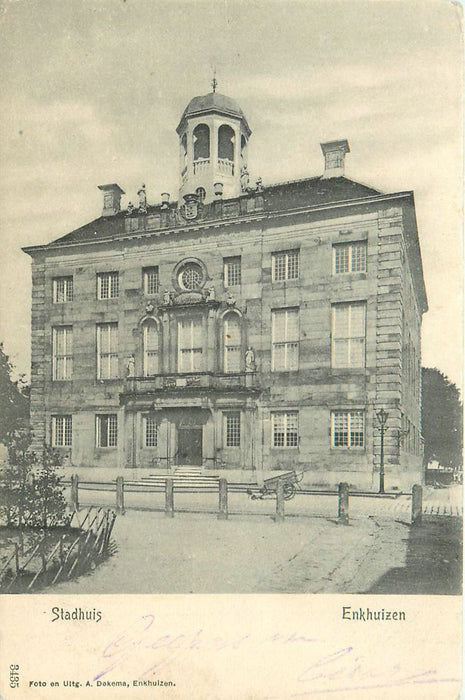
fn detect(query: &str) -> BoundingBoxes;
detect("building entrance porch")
[122,399,257,472]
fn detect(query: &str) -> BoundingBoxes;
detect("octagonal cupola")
[176,85,251,204]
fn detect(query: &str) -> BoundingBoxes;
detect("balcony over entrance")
[123,372,258,396]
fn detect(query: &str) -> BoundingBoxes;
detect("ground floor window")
[271,411,299,447]
[52,415,72,447]
[331,410,365,448]
[224,411,241,447]
[143,415,158,447]
[96,414,118,447]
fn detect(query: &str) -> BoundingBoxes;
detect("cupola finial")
[211,69,218,93]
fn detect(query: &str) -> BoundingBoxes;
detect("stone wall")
[28,200,424,489]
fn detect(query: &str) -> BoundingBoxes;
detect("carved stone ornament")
[226,292,236,307]
[174,291,204,305]
[126,354,135,378]
[245,346,256,372]
[145,302,155,314]
[138,184,147,213]
[179,193,200,221]
[186,375,201,387]
[240,165,250,191]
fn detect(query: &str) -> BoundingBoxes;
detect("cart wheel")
[283,483,296,500]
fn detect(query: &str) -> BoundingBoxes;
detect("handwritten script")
[94,614,459,695]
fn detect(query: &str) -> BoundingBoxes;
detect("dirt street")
[45,507,461,595]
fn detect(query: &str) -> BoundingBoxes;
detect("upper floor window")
[272,411,299,448]
[178,317,203,372]
[97,322,118,379]
[331,302,366,368]
[223,312,241,373]
[96,414,118,448]
[52,326,73,381]
[331,410,365,448]
[52,276,73,303]
[224,256,241,287]
[52,415,72,447]
[143,267,160,295]
[193,124,210,160]
[143,415,158,448]
[272,308,299,371]
[97,271,119,299]
[143,320,159,377]
[272,250,299,282]
[224,411,241,447]
[333,241,367,274]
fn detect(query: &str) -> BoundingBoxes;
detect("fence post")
[218,478,228,520]
[70,474,79,512]
[14,543,20,575]
[275,480,285,522]
[116,477,125,514]
[411,484,423,524]
[165,478,174,518]
[338,482,349,525]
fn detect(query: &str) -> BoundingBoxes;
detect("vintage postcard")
[0,0,462,698]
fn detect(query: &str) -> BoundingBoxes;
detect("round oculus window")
[179,262,203,291]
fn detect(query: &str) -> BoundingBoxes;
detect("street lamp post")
[376,408,389,494]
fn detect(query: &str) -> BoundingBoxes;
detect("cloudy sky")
[0,0,462,387]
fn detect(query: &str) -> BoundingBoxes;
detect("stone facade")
[23,91,427,490]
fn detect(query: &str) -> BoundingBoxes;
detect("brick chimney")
[98,183,125,216]
[320,140,350,179]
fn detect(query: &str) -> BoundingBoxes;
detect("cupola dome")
[176,89,252,204]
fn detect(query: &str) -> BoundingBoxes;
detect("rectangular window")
[178,317,203,372]
[97,271,119,299]
[333,241,367,274]
[52,415,72,447]
[272,249,299,281]
[52,276,73,303]
[272,411,299,448]
[224,412,241,447]
[224,256,241,286]
[52,326,73,380]
[331,302,366,368]
[143,267,160,295]
[97,323,119,379]
[272,308,299,371]
[96,414,118,447]
[331,410,365,448]
[143,415,158,448]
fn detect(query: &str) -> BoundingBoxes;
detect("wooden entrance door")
[177,427,202,465]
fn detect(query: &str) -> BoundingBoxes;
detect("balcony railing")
[193,158,210,175]
[124,372,257,393]
[217,158,234,176]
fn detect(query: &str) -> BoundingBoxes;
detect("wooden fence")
[66,475,372,524]
[0,507,117,593]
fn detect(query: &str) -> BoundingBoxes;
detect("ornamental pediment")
[173,291,204,305]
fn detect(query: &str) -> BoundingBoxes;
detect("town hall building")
[23,87,427,491]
